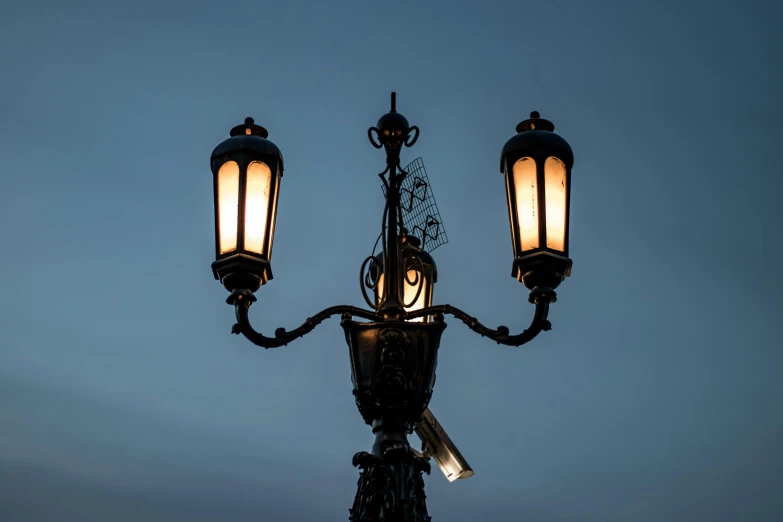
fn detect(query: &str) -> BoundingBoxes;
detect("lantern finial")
[516,111,555,133]
[230,117,269,138]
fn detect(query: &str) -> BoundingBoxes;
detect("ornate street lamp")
[501,111,573,290]
[209,94,575,521]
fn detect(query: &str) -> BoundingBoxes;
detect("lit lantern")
[211,117,283,292]
[500,111,573,290]
[371,234,436,321]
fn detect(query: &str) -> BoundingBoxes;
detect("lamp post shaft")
[381,161,405,318]
[350,447,431,522]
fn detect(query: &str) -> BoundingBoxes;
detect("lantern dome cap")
[211,116,284,173]
[374,92,411,145]
[500,111,573,172]
[371,233,438,284]
[376,111,410,137]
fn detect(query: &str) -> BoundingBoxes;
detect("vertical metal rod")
[381,160,403,317]
[391,92,396,112]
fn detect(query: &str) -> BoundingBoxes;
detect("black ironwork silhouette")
[382,157,448,253]
[210,93,574,521]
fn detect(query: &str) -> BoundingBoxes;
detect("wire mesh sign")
[382,157,448,253]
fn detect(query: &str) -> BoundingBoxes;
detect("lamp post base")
[349,446,431,522]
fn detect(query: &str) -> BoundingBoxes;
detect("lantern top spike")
[515,110,555,133]
[230,116,269,138]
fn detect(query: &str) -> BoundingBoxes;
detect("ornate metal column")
[346,93,437,521]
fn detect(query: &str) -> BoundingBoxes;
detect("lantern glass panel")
[505,172,516,252]
[404,270,428,322]
[217,160,240,254]
[267,172,280,261]
[376,270,430,322]
[544,157,567,252]
[512,157,539,251]
[244,161,272,255]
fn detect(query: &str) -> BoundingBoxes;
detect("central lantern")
[370,233,437,322]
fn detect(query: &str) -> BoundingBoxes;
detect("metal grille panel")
[382,157,448,253]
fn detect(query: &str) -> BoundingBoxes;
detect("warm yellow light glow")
[217,161,239,254]
[244,161,272,255]
[513,157,539,251]
[404,270,427,322]
[376,270,429,322]
[544,156,567,252]
[376,273,384,306]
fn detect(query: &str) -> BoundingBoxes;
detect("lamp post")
[209,94,574,521]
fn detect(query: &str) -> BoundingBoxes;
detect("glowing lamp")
[372,234,436,321]
[500,111,574,290]
[211,117,283,292]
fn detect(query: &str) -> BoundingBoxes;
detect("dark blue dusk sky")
[1,1,782,521]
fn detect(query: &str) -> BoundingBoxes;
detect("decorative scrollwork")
[403,259,421,286]
[228,289,382,348]
[376,328,411,393]
[404,125,419,147]
[402,287,557,347]
[401,255,424,309]
[368,127,383,149]
[349,449,431,522]
[379,328,409,352]
[360,255,381,310]
[229,285,555,349]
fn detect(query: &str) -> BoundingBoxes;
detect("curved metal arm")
[228,289,383,348]
[403,287,557,347]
